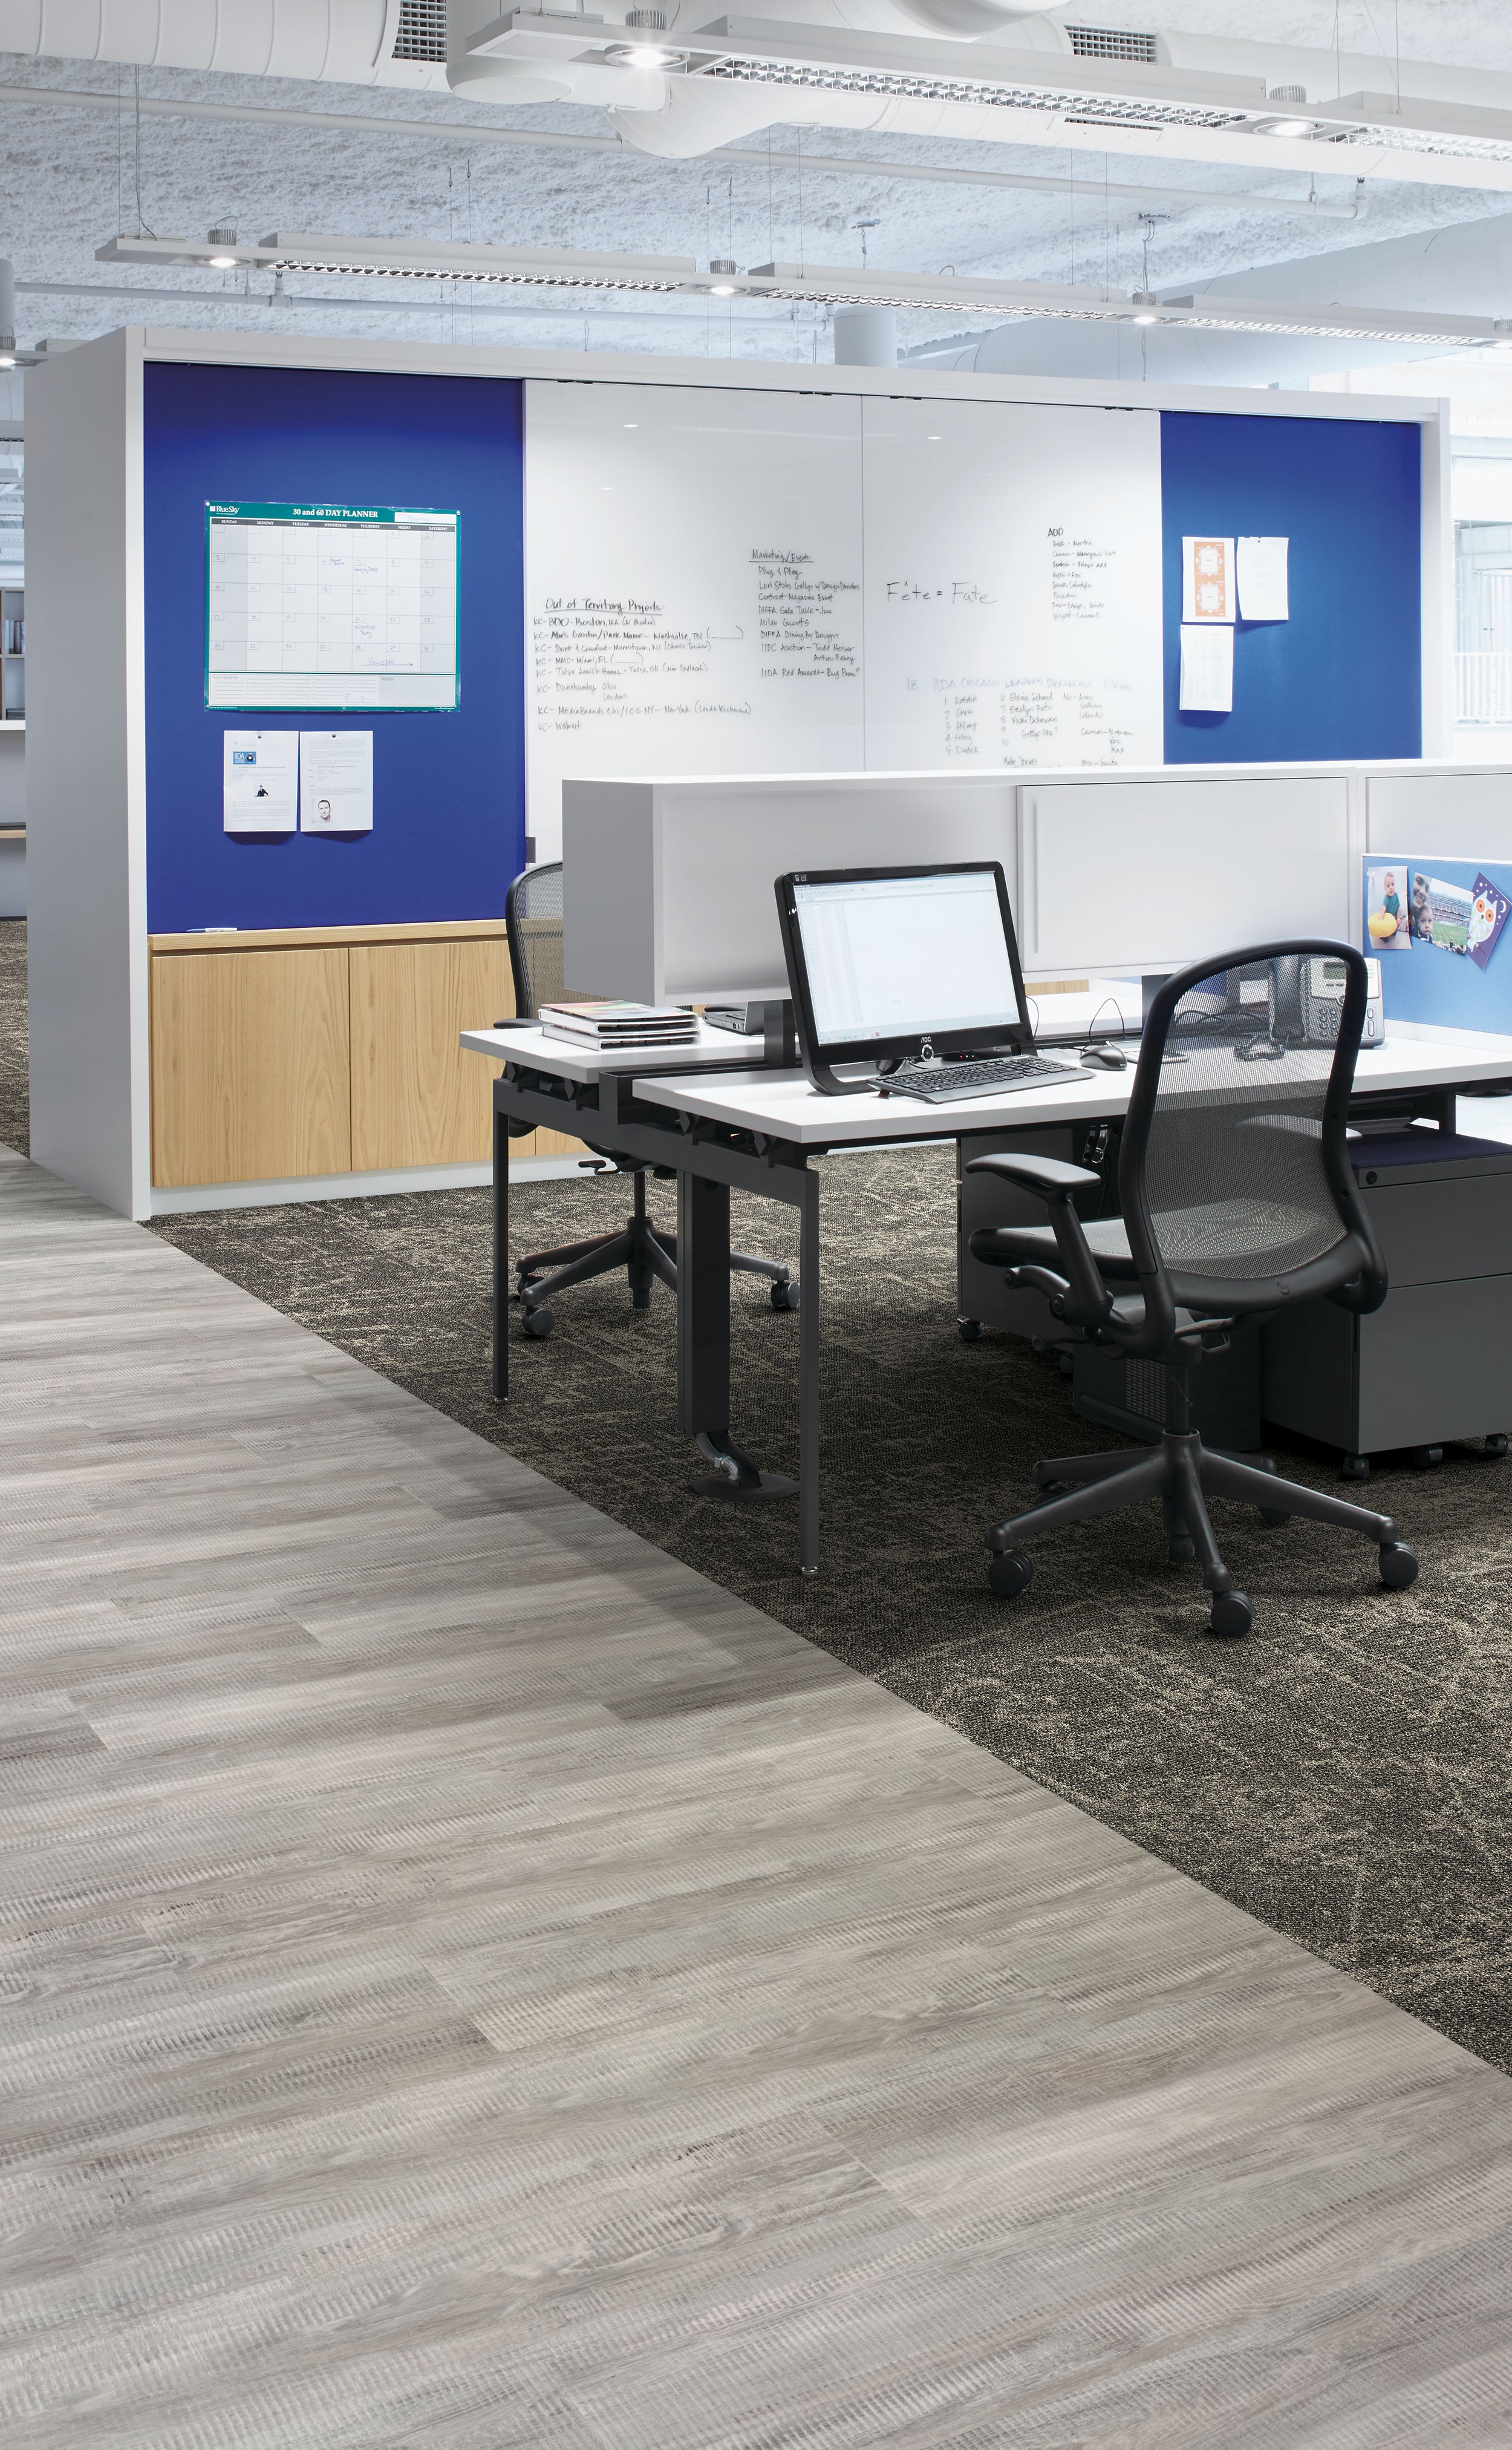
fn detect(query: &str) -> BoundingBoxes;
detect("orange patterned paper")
[1188,536,1231,622]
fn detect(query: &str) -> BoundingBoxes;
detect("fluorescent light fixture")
[99,232,700,296]
[94,231,1512,349]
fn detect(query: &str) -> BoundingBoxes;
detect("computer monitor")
[775,863,1033,1092]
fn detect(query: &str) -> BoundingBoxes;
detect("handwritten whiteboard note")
[524,381,1167,851]
[862,396,1164,771]
[525,384,865,857]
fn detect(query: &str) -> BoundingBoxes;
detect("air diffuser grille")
[393,0,447,62]
[1066,26,1159,64]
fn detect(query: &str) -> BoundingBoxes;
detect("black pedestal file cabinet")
[958,1125,1512,1465]
[1263,1129,1512,1463]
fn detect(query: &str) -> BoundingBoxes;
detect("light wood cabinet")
[350,936,513,1171]
[149,919,583,1189]
[151,944,351,1189]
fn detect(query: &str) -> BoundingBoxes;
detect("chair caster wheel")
[1258,1506,1290,1526]
[771,1279,800,1312]
[1380,1540,1419,1590]
[957,1317,982,1342]
[1411,1445,1444,1471]
[986,1550,1034,1598]
[521,1305,555,1339]
[1341,1453,1370,1481]
[1208,1591,1253,1638]
[1486,1434,1509,1458]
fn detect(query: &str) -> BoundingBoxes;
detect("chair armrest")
[491,1016,536,1030]
[965,1152,1101,1198]
[965,1153,1111,1328]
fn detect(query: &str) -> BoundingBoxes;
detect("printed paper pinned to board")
[1182,535,1234,624]
[1471,872,1511,970]
[223,730,298,833]
[299,731,373,833]
[1237,535,1289,621]
[1179,622,1233,713]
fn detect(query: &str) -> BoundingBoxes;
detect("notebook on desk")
[774,860,1084,1103]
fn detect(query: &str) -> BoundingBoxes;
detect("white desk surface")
[630,1024,1512,1148]
[460,1019,756,1086]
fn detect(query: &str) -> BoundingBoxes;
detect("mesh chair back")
[506,862,565,1021]
[1122,943,1375,1308]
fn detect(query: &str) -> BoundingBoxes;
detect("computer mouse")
[1080,1043,1128,1072]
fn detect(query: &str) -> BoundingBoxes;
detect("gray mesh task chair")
[500,862,795,1337]
[967,941,1419,1636]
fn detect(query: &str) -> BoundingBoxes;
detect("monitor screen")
[789,868,1027,1048]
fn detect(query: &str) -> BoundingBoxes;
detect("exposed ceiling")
[7,5,1512,370]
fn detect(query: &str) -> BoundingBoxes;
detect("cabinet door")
[350,937,516,1170]
[151,947,352,1188]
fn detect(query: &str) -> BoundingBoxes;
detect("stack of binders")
[538,999,699,1053]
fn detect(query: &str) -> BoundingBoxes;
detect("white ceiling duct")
[0,0,440,85]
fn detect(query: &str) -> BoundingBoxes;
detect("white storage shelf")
[1,584,22,724]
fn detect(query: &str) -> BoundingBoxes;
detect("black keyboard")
[876,1053,1081,1103]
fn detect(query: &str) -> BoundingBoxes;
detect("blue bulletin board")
[1161,410,1422,765]
[143,363,525,933]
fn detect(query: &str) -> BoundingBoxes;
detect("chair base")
[985,1430,1418,1636]
[516,1172,792,1333]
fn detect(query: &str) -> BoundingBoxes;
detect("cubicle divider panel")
[1018,773,1354,978]
[565,774,1020,1007]
[1161,411,1422,765]
[1366,767,1512,861]
[143,362,526,933]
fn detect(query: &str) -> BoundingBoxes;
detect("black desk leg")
[680,1167,798,1508]
[492,1104,509,1403]
[798,1165,820,1576]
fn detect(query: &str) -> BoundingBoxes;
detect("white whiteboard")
[524,381,1167,857]
[526,384,865,855]
[862,396,1163,771]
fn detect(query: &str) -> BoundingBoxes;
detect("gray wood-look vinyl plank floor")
[4,1149,1512,2448]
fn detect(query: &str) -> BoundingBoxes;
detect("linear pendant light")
[95,232,1512,350]
[466,12,1512,192]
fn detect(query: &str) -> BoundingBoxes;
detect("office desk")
[467,1021,1512,1576]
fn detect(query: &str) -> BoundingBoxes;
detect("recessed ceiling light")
[710,283,736,296]
[206,253,238,269]
[927,433,942,440]
[1133,312,1158,325]
[623,420,638,428]
[1264,117,1314,139]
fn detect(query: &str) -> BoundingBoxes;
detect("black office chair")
[500,861,796,1337]
[967,941,1419,1636]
